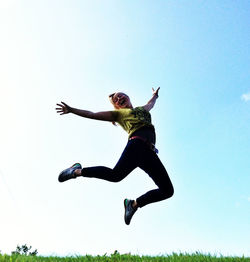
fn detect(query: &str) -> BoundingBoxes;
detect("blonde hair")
[109,93,116,107]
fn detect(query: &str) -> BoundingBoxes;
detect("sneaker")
[124,199,137,225]
[58,163,82,182]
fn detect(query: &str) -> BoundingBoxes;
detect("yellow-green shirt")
[112,107,154,137]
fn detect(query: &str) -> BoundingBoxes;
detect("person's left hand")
[152,87,160,97]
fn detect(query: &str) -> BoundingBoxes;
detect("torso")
[112,107,156,144]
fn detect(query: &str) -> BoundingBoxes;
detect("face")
[110,92,132,109]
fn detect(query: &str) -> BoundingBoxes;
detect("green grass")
[0,252,249,262]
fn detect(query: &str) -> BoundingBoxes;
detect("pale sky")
[0,0,249,257]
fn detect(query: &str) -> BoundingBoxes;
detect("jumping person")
[56,87,174,225]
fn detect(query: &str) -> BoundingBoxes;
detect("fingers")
[56,103,63,109]
[152,87,160,97]
[152,87,160,92]
[55,102,67,114]
[56,110,65,115]
[55,101,71,115]
[56,102,67,108]
[61,101,69,107]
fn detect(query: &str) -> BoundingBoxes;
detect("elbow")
[89,112,96,119]
[85,111,96,119]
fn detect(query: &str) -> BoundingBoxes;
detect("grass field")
[0,252,249,262]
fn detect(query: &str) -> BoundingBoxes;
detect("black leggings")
[82,139,174,208]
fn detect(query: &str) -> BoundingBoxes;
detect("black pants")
[82,139,174,208]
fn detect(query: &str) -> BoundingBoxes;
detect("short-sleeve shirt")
[111,107,156,143]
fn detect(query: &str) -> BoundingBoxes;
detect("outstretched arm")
[56,102,115,122]
[142,87,160,111]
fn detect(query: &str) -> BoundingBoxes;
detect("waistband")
[129,136,159,154]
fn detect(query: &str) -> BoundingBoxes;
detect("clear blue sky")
[0,0,249,257]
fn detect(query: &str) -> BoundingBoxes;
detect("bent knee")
[168,185,174,198]
[112,176,123,182]
[160,183,174,199]
[111,171,126,182]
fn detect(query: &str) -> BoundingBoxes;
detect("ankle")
[74,169,82,177]
[132,200,138,210]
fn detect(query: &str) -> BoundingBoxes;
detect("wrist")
[68,106,74,113]
[153,93,159,98]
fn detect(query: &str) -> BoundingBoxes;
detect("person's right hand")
[56,102,72,115]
